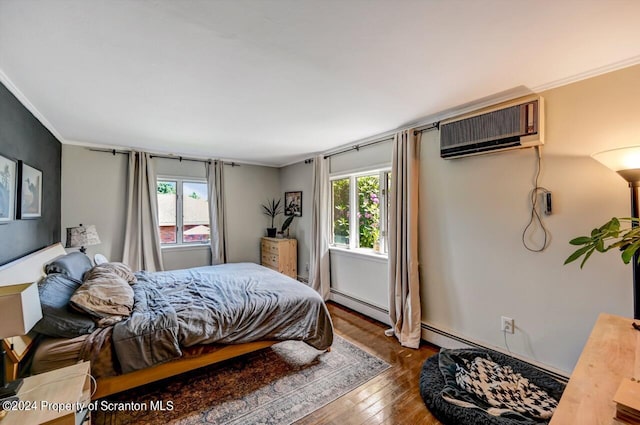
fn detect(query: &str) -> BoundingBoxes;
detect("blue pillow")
[33,274,96,338]
[44,252,93,283]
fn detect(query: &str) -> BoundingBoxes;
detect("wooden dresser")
[550,313,640,424]
[261,237,297,279]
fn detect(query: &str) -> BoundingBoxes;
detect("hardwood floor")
[296,301,442,425]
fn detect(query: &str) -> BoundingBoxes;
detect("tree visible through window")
[357,175,380,249]
[331,170,389,251]
[332,178,350,245]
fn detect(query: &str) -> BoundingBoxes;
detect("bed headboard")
[0,243,67,287]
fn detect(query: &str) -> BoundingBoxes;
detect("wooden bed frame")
[0,243,278,399]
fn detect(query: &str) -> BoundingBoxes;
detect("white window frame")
[330,168,390,255]
[157,176,209,247]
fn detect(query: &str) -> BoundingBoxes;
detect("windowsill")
[161,243,210,252]
[329,246,388,263]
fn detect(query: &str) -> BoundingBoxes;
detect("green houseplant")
[565,217,640,268]
[261,199,282,238]
[278,215,295,238]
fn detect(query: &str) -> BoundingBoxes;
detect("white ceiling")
[1,0,640,167]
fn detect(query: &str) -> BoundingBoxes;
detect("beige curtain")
[206,160,226,265]
[122,151,164,272]
[386,129,421,348]
[309,154,331,299]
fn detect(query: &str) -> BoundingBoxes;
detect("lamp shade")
[0,283,42,339]
[65,224,101,249]
[592,146,640,183]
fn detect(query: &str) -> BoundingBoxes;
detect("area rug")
[93,336,389,425]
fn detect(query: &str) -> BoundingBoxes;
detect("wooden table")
[1,361,91,425]
[550,313,640,424]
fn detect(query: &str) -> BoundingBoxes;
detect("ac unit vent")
[440,96,544,159]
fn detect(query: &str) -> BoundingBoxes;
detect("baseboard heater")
[329,289,388,314]
[329,289,391,325]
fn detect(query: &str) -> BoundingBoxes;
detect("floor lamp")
[592,146,640,320]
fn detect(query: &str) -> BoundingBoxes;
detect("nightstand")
[2,335,36,382]
[1,361,91,425]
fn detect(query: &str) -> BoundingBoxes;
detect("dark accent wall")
[0,82,61,265]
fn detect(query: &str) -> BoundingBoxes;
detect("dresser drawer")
[261,241,280,255]
[261,252,278,268]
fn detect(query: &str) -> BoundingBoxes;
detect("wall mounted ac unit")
[440,96,544,159]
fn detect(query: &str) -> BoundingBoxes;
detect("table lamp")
[65,224,101,254]
[0,282,42,400]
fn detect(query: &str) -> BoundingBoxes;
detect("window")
[330,169,390,253]
[157,178,210,245]
[332,178,350,245]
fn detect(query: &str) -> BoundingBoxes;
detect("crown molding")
[531,55,640,93]
[0,67,66,143]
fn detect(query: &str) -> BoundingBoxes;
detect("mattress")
[33,327,118,378]
[32,334,87,375]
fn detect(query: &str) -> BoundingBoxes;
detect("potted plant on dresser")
[261,198,282,238]
[277,215,295,238]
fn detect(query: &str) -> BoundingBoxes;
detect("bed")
[0,243,333,399]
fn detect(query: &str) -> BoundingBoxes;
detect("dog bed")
[419,349,565,425]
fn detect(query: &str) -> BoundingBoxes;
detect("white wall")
[330,140,392,174]
[225,164,281,263]
[419,65,639,373]
[61,146,281,269]
[61,147,128,262]
[279,161,314,279]
[329,250,388,309]
[155,157,206,179]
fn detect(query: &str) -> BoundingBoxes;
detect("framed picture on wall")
[284,191,302,217]
[17,161,42,219]
[0,154,17,223]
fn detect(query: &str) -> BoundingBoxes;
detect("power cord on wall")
[522,147,551,252]
[503,329,512,354]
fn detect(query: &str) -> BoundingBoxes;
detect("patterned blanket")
[438,348,558,421]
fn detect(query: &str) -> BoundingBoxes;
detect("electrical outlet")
[501,316,514,334]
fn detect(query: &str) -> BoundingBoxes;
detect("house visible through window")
[330,169,390,253]
[157,178,210,245]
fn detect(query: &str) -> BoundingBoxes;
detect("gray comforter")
[112,263,333,373]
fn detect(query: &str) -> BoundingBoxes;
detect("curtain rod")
[86,148,240,166]
[322,121,439,160]
[149,153,239,167]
